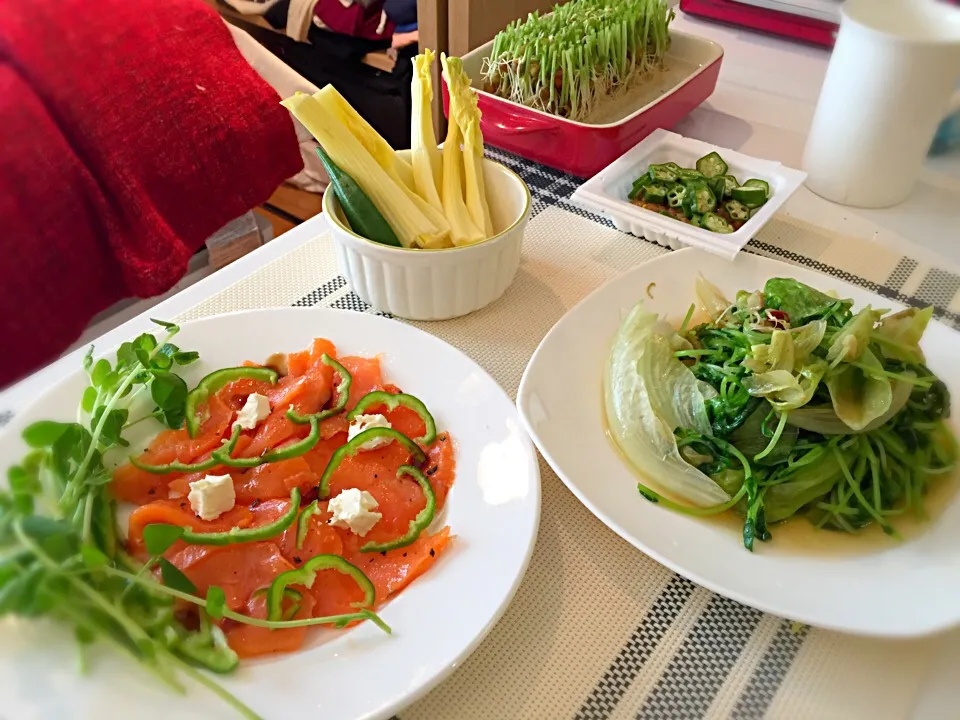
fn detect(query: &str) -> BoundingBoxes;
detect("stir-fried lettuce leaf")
[825,349,892,431]
[874,306,933,364]
[605,302,731,507]
[827,306,881,367]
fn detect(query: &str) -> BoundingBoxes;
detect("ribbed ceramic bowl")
[323,152,531,320]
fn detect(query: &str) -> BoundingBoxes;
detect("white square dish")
[570,129,807,259]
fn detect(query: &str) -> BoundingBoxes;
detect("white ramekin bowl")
[323,151,531,320]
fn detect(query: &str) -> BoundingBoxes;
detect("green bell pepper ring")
[130,414,319,474]
[266,554,375,622]
[252,586,304,621]
[215,413,320,468]
[145,488,301,547]
[318,428,427,498]
[347,391,437,445]
[287,354,353,425]
[360,465,435,553]
[185,367,279,438]
[129,424,245,475]
[296,500,323,550]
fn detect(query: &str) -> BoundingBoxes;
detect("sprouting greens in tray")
[482,0,675,121]
[604,277,956,551]
[627,152,770,233]
[1,323,455,718]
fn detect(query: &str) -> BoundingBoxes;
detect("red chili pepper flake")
[766,309,791,329]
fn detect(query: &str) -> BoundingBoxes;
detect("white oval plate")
[0,308,540,719]
[517,248,960,638]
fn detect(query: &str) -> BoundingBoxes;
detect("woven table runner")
[27,150,960,719]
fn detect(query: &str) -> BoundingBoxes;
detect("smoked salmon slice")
[111,337,457,659]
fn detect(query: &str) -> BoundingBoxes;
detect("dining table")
[3,10,960,720]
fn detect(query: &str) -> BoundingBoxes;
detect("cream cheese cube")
[328,488,382,537]
[188,474,236,521]
[235,393,271,431]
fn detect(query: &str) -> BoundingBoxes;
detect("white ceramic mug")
[802,0,960,208]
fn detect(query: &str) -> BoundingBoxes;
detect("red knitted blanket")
[0,0,302,386]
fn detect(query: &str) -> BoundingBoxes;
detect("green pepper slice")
[296,500,323,550]
[266,554,375,622]
[252,586,304,621]
[216,413,320,467]
[360,466,436,553]
[185,367,278,438]
[130,414,319,474]
[347,391,437,445]
[144,488,301,547]
[129,424,245,475]
[318,428,427,498]
[287,354,353,425]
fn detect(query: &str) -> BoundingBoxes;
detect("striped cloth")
[3,149,957,719]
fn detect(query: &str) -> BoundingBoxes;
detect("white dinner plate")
[0,308,540,719]
[517,248,960,638]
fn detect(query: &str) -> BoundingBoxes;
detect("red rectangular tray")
[445,30,724,178]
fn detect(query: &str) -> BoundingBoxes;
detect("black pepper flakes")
[148,488,156,495]
[250,498,261,508]
[426,466,438,476]
[402,553,407,558]
[293,556,302,564]
[179,502,187,509]
[429,549,435,557]
[380,551,387,557]
[374,474,378,479]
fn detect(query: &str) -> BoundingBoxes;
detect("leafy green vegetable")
[874,307,932,364]
[763,278,852,323]
[630,276,958,550]
[827,306,880,367]
[143,524,185,557]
